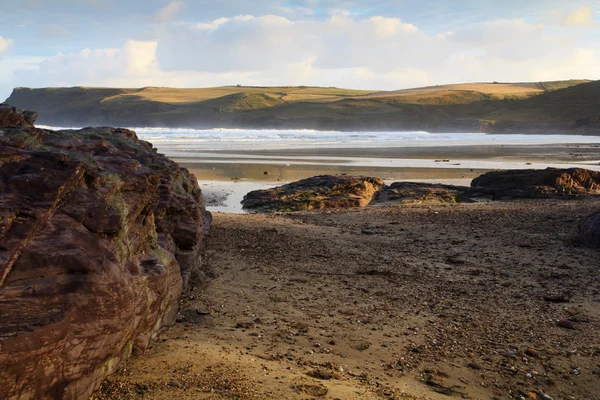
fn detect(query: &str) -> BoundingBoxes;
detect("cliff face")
[0,106,211,399]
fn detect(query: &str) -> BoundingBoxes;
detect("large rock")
[242,175,384,212]
[374,181,469,204]
[579,212,600,248]
[0,103,36,127]
[470,168,600,199]
[0,110,210,399]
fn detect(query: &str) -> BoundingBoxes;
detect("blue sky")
[0,0,598,98]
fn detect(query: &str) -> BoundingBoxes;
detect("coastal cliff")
[0,105,211,399]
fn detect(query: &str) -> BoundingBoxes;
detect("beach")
[95,199,600,399]
[96,129,600,399]
[161,135,600,213]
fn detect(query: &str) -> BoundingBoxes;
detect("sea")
[38,126,600,153]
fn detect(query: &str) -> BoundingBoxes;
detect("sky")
[0,0,599,99]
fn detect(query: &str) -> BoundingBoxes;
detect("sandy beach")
[94,199,600,399]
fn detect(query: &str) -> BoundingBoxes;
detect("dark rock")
[0,104,35,128]
[556,320,575,329]
[579,212,600,248]
[543,294,570,303]
[374,181,470,204]
[242,175,384,212]
[467,362,482,370]
[470,168,600,199]
[0,113,210,400]
[524,348,540,358]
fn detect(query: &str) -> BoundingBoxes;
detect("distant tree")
[237,84,242,87]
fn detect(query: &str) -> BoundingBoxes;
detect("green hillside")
[4,80,598,134]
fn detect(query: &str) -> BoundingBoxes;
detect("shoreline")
[179,143,600,213]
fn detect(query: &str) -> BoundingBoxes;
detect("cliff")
[5,80,599,134]
[0,105,211,399]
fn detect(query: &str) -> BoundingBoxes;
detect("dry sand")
[94,199,600,400]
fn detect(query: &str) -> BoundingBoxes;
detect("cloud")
[5,14,600,98]
[564,5,596,26]
[548,5,598,27]
[155,1,184,22]
[0,37,13,53]
[156,14,443,74]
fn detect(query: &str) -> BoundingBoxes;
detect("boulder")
[0,114,210,399]
[374,182,469,204]
[242,175,384,212]
[470,168,600,199]
[579,212,600,248]
[0,104,35,128]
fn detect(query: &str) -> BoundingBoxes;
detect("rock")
[543,294,569,303]
[579,212,600,248]
[0,104,35,128]
[0,112,211,400]
[467,362,482,370]
[556,320,575,329]
[525,348,540,358]
[306,368,340,380]
[242,175,385,212]
[350,340,371,351]
[236,321,255,329]
[470,168,600,199]
[373,181,469,205]
[537,392,555,400]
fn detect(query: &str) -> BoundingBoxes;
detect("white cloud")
[0,36,14,53]
[548,5,598,27]
[5,14,600,98]
[155,0,184,22]
[564,5,596,26]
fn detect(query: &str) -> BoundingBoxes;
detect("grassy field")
[5,79,598,133]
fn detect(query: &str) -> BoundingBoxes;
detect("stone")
[556,320,575,329]
[579,212,600,248]
[467,362,483,370]
[0,109,211,400]
[543,295,569,303]
[470,168,600,199]
[242,175,385,212]
[0,104,35,128]
[374,181,469,204]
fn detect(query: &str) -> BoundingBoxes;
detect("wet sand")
[173,143,600,162]
[174,143,600,213]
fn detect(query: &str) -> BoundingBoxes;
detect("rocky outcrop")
[471,168,600,199]
[243,168,600,212]
[579,213,600,248]
[374,182,469,204]
[242,175,384,212]
[0,103,36,127]
[0,107,210,399]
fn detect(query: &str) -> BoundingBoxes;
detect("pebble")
[467,362,482,370]
[543,295,569,303]
[525,348,540,358]
[556,320,575,329]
